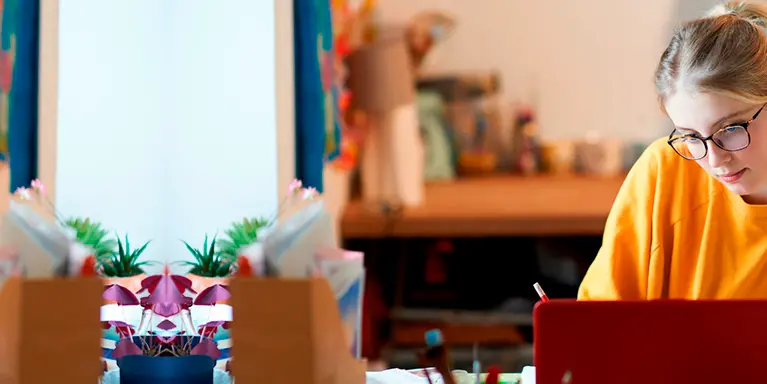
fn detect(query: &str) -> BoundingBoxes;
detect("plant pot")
[104,274,146,295]
[117,355,214,384]
[102,274,146,306]
[187,274,229,296]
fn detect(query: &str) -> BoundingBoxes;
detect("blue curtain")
[294,0,340,193]
[1,0,39,191]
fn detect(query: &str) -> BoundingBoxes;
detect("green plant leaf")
[99,260,117,277]
[132,240,151,258]
[97,234,152,277]
[117,235,125,257]
[208,236,217,257]
[216,217,268,260]
[124,235,131,256]
[182,234,236,277]
[215,263,231,277]
[66,217,117,259]
[182,241,205,265]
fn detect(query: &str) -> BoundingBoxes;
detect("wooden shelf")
[341,175,625,238]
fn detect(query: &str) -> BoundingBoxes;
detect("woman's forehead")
[665,91,752,134]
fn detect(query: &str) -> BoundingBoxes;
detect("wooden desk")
[341,175,625,238]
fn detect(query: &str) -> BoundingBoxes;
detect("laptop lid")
[534,299,767,384]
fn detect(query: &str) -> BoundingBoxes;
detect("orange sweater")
[579,138,767,300]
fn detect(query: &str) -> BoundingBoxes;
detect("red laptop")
[534,299,767,384]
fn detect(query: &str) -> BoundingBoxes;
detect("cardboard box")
[230,277,367,384]
[0,277,103,384]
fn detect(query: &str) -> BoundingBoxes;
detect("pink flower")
[303,187,319,200]
[30,179,46,197]
[0,50,12,92]
[288,179,303,195]
[14,187,31,200]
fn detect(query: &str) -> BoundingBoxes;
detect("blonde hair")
[655,1,767,106]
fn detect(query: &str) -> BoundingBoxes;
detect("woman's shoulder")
[620,137,719,222]
[639,137,715,189]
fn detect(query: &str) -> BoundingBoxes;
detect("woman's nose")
[707,144,732,168]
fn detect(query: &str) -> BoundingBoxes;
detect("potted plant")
[100,235,155,294]
[64,217,117,276]
[104,272,231,384]
[12,180,117,276]
[217,217,270,277]
[12,179,143,281]
[180,235,234,293]
[214,179,320,278]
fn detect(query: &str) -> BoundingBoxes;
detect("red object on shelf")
[235,256,253,277]
[80,255,96,276]
[485,366,501,384]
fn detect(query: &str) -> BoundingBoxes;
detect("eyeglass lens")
[672,126,750,159]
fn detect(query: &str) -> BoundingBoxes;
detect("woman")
[579,1,767,300]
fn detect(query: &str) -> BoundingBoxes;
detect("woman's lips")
[719,168,747,183]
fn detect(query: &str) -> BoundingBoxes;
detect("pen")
[533,282,549,302]
[416,346,434,384]
[423,368,434,384]
[472,343,481,384]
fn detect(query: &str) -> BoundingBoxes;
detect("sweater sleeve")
[578,140,663,300]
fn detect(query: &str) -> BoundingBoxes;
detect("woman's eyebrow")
[674,106,755,132]
[712,106,755,126]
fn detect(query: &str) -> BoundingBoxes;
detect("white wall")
[40,0,294,269]
[165,1,282,260]
[377,0,704,142]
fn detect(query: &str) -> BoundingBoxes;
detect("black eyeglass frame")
[667,104,766,160]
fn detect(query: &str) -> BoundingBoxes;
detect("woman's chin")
[725,182,751,196]
[724,177,767,203]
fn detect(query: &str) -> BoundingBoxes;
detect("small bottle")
[517,120,540,175]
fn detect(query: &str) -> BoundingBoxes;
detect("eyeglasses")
[667,104,766,160]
